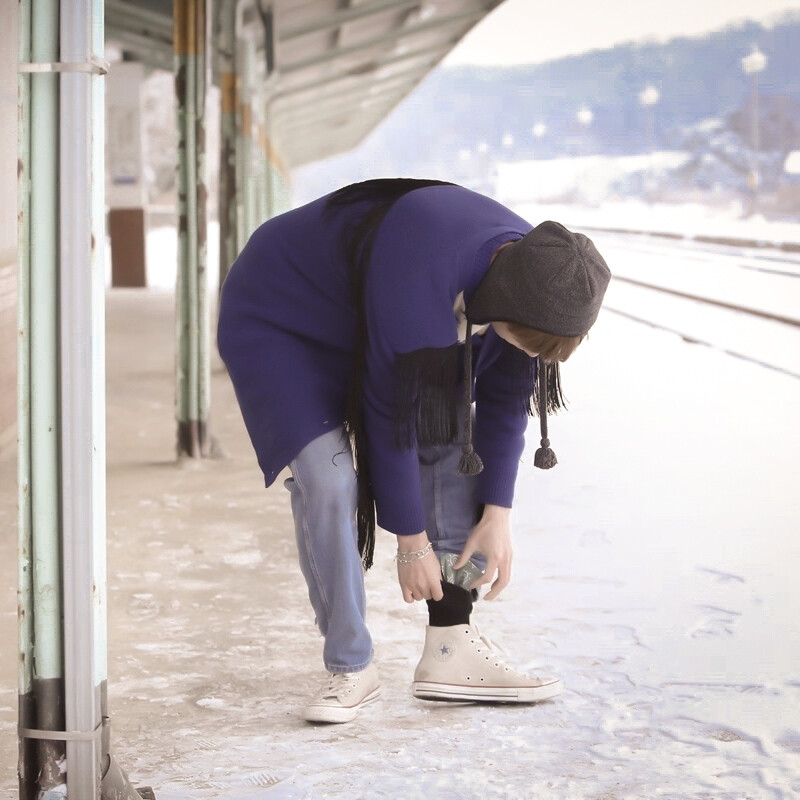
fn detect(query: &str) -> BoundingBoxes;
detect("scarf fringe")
[329,179,455,571]
[326,179,571,567]
[394,346,461,449]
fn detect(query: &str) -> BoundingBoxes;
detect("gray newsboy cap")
[466,220,611,337]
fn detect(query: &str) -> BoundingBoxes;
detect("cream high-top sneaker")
[303,662,380,723]
[413,624,563,703]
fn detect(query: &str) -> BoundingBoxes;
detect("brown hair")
[505,322,584,362]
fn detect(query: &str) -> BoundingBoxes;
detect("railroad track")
[584,230,800,379]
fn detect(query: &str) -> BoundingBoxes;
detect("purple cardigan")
[217,184,534,535]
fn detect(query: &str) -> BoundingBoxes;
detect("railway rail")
[583,230,800,379]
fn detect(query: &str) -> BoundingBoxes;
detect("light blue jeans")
[284,426,480,673]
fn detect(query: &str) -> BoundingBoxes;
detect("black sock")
[426,582,474,627]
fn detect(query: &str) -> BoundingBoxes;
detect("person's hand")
[396,532,444,603]
[454,504,513,600]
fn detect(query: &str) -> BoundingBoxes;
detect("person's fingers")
[420,577,443,601]
[470,559,498,589]
[484,560,511,600]
[399,552,448,602]
[425,556,444,601]
[483,572,508,600]
[453,545,474,570]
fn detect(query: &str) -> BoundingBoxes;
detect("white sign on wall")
[106,61,146,209]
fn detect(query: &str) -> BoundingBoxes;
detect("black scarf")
[325,179,454,570]
[325,179,563,571]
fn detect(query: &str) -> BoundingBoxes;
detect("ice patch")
[196,697,226,710]
[222,550,264,567]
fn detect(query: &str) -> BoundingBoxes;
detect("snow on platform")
[496,153,693,208]
[1,238,799,799]
[513,198,800,250]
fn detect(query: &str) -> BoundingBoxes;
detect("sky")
[443,0,800,66]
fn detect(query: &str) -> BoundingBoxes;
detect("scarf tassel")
[533,358,560,470]
[458,443,484,476]
[534,438,558,469]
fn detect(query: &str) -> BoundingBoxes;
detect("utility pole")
[741,45,767,213]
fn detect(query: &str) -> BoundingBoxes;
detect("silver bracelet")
[395,541,433,564]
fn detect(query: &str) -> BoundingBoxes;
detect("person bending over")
[217,178,611,723]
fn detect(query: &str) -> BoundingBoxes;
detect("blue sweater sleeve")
[362,369,426,535]
[364,287,534,531]
[474,333,534,508]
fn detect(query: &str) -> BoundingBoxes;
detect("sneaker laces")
[318,671,359,701]
[470,625,513,672]
[472,627,545,680]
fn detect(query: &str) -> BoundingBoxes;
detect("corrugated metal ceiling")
[106,0,503,167]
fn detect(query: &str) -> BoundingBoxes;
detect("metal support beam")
[106,0,174,38]
[280,7,483,74]
[262,144,289,221]
[105,26,174,69]
[25,0,66,792]
[16,0,36,792]
[256,122,268,224]
[59,0,104,789]
[259,92,289,222]
[279,94,399,133]
[278,0,423,41]
[216,0,238,293]
[271,42,444,109]
[271,59,442,128]
[275,86,402,130]
[19,0,144,795]
[175,0,212,458]
[237,35,257,242]
[105,27,172,53]
[279,104,394,166]
[272,76,418,125]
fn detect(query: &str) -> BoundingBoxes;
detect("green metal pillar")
[265,141,290,220]
[259,90,288,223]
[18,0,145,796]
[237,35,256,243]
[260,101,289,221]
[175,0,212,458]
[16,0,36,793]
[256,121,268,224]
[215,0,238,292]
[59,0,106,790]
[18,0,67,793]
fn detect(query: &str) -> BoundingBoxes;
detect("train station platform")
[1,285,799,799]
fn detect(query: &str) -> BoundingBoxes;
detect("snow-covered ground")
[590,232,800,378]
[514,198,800,247]
[496,153,692,207]
[1,210,798,799]
[497,155,800,247]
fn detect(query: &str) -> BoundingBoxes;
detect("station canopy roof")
[106,0,503,168]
